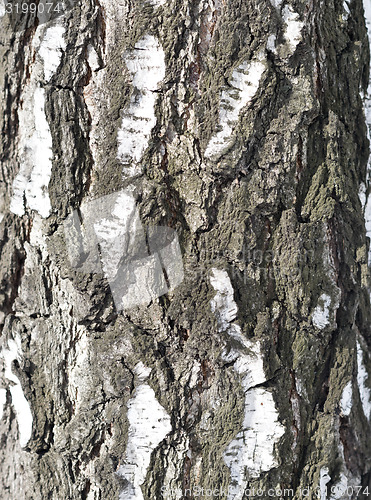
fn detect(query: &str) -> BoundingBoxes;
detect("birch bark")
[0,0,371,498]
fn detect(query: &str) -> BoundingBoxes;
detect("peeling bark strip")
[117,367,172,500]
[9,22,66,218]
[117,35,166,174]
[1,336,33,447]
[210,269,284,498]
[204,55,266,159]
[63,189,184,310]
[0,0,371,498]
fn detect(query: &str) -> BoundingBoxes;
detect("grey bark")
[0,0,371,499]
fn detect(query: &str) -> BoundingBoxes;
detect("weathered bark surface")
[0,0,371,498]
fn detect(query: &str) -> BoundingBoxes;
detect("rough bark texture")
[0,0,371,499]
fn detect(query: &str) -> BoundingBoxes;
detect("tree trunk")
[0,0,371,498]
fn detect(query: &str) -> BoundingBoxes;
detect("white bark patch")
[222,325,266,389]
[0,388,6,420]
[224,386,285,496]
[38,26,66,82]
[10,24,65,218]
[26,87,53,216]
[83,46,104,170]
[117,35,165,175]
[269,1,303,54]
[359,182,371,262]
[210,268,238,328]
[87,44,100,72]
[30,214,48,259]
[134,362,152,381]
[64,189,183,311]
[362,184,371,266]
[340,381,352,416]
[93,190,143,281]
[188,360,201,389]
[295,377,306,399]
[356,341,371,420]
[0,0,5,17]
[117,384,172,500]
[86,485,101,500]
[10,87,53,218]
[330,473,348,499]
[282,5,303,51]
[319,469,353,500]
[342,0,350,21]
[10,176,27,217]
[312,293,332,329]
[320,468,331,500]
[149,0,166,5]
[1,338,33,447]
[266,34,277,53]
[205,55,265,159]
[210,269,284,497]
